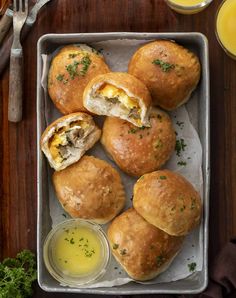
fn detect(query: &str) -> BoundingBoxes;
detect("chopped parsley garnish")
[191,198,196,209]
[113,243,119,250]
[175,138,187,156]
[66,60,80,79]
[152,59,175,72]
[65,54,91,79]
[56,74,64,81]
[177,161,187,166]
[128,126,149,134]
[120,249,127,255]
[188,262,197,272]
[70,238,75,244]
[156,255,165,267]
[68,53,78,58]
[176,121,184,128]
[128,128,137,134]
[155,139,163,148]
[180,205,186,212]
[62,213,67,218]
[159,175,167,180]
[80,54,92,76]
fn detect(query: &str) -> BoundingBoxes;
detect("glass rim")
[165,0,213,10]
[43,218,110,287]
[215,0,236,60]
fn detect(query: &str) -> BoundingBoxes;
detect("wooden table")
[0,0,235,297]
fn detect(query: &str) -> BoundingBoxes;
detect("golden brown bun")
[133,170,202,236]
[48,44,110,114]
[53,155,126,224]
[101,108,176,177]
[107,208,184,281]
[128,40,201,110]
[40,112,101,171]
[83,72,152,127]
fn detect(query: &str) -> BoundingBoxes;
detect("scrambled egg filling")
[98,84,141,122]
[48,121,89,164]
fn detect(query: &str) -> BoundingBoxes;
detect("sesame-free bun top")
[53,155,126,224]
[133,170,202,236]
[101,108,176,177]
[48,44,110,114]
[83,72,152,127]
[128,40,201,110]
[107,208,184,281]
[40,112,101,171]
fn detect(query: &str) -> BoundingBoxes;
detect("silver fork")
[8,0,28,122]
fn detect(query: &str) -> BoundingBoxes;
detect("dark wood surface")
[0,0,236,297]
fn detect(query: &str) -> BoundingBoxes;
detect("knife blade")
[0,0,52,76]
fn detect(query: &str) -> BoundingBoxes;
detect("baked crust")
[83,72,152,127]
[128,40,201,110]
[133,170,202,236]
[107,208,184,281]
[101,108,176,177]
[52,155,126,223]
[48,44,110,114]
[40,112,101,171]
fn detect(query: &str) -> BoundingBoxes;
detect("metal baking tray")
[37,32,210,295]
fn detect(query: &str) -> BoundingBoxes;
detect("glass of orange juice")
[165,0,213,14]
[216,0,236,59]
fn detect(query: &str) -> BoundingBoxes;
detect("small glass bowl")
[215,0,236,60]
[43,219,110,287]
[165,0,213,14]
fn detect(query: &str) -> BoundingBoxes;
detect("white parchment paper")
[41,39,203,288]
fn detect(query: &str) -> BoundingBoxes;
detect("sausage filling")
[96,84,141,123]
[48,121,90,164]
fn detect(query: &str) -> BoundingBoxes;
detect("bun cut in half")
[41,112,101,171]
[53,156,126,224]
[48,44,110,114]
[107,208,184,281]
[133,170,202,236]
[128,40,201,110]
[83,72,152,127]
[101,108,176,177]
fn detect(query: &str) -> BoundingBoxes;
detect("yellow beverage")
[216,0,236,58]
[165,0,213,14]
[52,226,103,276]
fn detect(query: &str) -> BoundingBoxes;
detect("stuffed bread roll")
[41,112,101,171]
[48,44,110,114]
[83,72,152,127]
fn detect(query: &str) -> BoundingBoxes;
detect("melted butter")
[52,226,103,276]
[98,84,140,111]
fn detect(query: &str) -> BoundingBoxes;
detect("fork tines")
[13,0,28,12]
